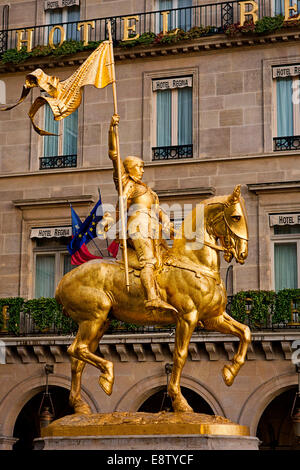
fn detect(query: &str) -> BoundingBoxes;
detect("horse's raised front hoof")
[172,394,193,412]
[99,375,114,396]
[222,364,235,386]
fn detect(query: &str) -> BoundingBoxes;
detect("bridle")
[201,205,239,255]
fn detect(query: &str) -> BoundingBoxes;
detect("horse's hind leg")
[68,317,114,400]
[202,312,251,386]
[69,357,90,414]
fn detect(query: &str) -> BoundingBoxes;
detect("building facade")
[0,0,299,450]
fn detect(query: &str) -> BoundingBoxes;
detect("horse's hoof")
[172,395,193,412]
[73,402,92,415]
[222,365,235,386]
[99,375,114,396]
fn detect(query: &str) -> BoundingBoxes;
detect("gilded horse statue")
[55,185,250,414]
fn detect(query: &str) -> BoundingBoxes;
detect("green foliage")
[225,15,285,36]
[230,290,276,327]
[22,297,77,334]
[0,288,299,336]
[0,297,24,335]
[1,40,102,65]
[274,288,300,324]
[119,31,156,48]
[254,15,285,34]
[109,319,141,331]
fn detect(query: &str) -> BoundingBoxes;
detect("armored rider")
[108,114,177,313]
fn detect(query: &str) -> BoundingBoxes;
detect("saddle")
[116,239,169,273]
[116,240,221,284]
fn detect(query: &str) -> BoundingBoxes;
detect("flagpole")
[107,20,130,292]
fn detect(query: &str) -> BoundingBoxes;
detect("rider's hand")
[111,114,120,127]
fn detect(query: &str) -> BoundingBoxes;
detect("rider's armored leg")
[132,237,178,313]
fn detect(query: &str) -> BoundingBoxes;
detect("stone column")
[0,436,18,450]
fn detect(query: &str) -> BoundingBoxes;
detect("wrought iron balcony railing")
[152,144,193,161]
[0,1,275,55]
[273,136,300,151]
[39,154,77,170]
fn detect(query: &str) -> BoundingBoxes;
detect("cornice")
[12,194,94,209]
[1,331,299,363]
[247,180,300,194]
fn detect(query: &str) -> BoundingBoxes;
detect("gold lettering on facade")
[160,11,170,35]
[77,21,95,46]
[239,1,258,25]
[284,0,300,21]
[16,28,34,52]
[122,16,140,41]
[49,25,66,49]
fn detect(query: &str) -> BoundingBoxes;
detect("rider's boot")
[140,265,178,313]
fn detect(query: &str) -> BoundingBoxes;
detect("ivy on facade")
[0,289,299,335]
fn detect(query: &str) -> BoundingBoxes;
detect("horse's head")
[208,185,249,264]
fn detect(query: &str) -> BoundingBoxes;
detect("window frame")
[142,67,198,162]
[273,75,300,138]
[270,227,300,291]
[44,4,81,44]
[33,245,73,298]
[263,56,300,153]
[43,102,79,159]
[155,0,194,33]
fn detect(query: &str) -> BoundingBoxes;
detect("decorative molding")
[13,195,94,210]
[205,343,219,361]
[261,341,275,360]
[133,344,146,362]
[1,332,299,364]
[188,343,200,361]
[150,344,164,362]
[156,187,215,199]
[247,181,300,194]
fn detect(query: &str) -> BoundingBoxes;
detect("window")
[152,76,193,160]
[273,65,300,150]
[41,103,78,169]
[34,238,74,298]
[272,223,300,291]
[46,5,80,44]
[273,0,300,15]
[157,0,193,32]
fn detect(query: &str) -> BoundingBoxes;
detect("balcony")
[273,136,300,152]
[39,154,77,170]
[152,144,193,161]
[0,0,276,56]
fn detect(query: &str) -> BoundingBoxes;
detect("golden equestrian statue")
[55,157,250,414]
[1,25,251,417]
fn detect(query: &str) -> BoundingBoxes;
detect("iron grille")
[273,136,300,151]
[152,144,193,161]
[39,154,77,170]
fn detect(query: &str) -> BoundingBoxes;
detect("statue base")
[34,412,259,450]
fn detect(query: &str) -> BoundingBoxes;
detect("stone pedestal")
[35,433,259,450]
[34,411,259,450]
